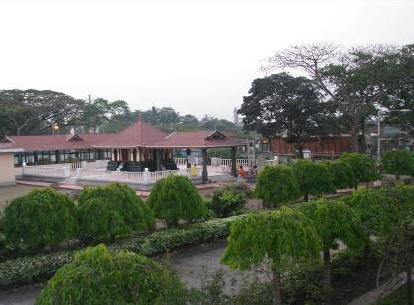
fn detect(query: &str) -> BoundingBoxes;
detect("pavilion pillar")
[155,149,162,171]
[231,147,237,177]
[201,148,208,183]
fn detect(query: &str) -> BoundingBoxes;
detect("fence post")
[143,168,150,184]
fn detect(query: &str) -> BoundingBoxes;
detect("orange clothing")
[239,167,246,178]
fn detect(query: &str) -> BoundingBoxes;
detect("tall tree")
[382,44,414,135]
[264,43,404,152]
[0,89,85,136]
[239,73,328,157]
[80,98,130,133]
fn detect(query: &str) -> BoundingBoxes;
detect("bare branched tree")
[263,42,339,98]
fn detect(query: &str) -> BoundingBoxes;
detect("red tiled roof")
[91,120,168,148]
[147,130,246,148]
[3,121,244,151]
[6,133,112,151]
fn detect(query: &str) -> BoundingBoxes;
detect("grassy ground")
[375,285,413,305]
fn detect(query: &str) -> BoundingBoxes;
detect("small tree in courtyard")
[209,188,246,218]
[291,160,334,201]
[340,153,379,186]
[221,207,320,305]
[77,183,154,241]
[4,188,78,250]
[147,175,206,227]
[382,149,414,179]
[255,165,300,208]
[35,244,186,305]
[323,160,357,190]
[299,199,363,304]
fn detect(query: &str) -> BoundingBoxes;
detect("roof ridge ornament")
[66,134,84,142]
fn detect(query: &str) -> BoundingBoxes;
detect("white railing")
[173,157,187,165]
[219,159,250,167]
[77,168,200,184]
[22,166,71,178]
[262,159,279,167]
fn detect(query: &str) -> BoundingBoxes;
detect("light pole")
[52,124,59,135]
[377,113,381,161]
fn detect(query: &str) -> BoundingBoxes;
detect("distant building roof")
[1,120,244,151]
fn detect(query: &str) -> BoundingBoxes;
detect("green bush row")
[0,215,245,288]
[255,153,380,207]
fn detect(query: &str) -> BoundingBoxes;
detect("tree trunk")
[304,193,309,202]
[350,125,360,153]
[323,249,332,305]
[271,265,282,305]
[407,264,413,305]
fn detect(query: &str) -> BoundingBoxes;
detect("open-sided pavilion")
[0,120,245,184]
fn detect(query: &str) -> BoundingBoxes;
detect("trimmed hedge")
[340,153,379,184]
[35,245,186,305]
[255,165,300,208]
[323,160,357,190]
[291,160,334,201]
[3,188,78,250]
[148,175,207,227]
[381,149,414,179]
[0,215,245,288]
[78,183,155,241]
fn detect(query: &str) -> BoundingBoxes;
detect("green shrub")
[209,189,246,217]
[0,215,245,288]
[344,187,399,237]
[77,183,154,241]
[291,160,334,201]
[323,160,357,190]
[381,149,414,179]
[35,244,186,305]
[3,188,78,250]
[255,165,300,208]
[147,175,207,226]
[339,153,379,185]
[223,182,253,198]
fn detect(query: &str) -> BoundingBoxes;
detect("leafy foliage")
[382,149,414,178]
[223,182,253,198]
[209,189,246,217]
[239,73,330,156]
[3,188,78,249]
[344,187,399,238]
[255,165,300,208]
[340,153,379,184]
[77,183,154,241]
[222,207,320,270]
[291,160,334,200]
[147,175,207,226]
[323,160,357,190]
[299,199,363,251]
[35,244,186,305]
[222,207,320,305]
[0,215,245,288]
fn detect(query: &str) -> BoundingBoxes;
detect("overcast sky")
[1,0,413,121]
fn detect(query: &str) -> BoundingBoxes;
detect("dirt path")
[347,271,411,305]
